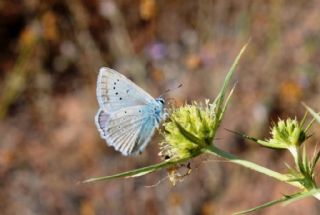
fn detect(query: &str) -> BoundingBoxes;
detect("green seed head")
[160,100,216,160]
[268,118,307,148]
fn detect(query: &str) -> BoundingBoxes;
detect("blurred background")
[1,0,320,214]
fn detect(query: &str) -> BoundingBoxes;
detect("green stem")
[202,145,303,189]
[82,157,192,183]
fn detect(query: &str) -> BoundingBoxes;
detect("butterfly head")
[156,97,165,105]
[155,97,165,110]
[154,97,166,119]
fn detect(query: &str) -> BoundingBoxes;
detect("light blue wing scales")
[97,67,154,113]
[131,115,157,154]
[95,105,159,155]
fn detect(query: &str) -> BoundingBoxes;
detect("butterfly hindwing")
[95,105,158,155]
[97,67,154,113]
[131,114,157,154]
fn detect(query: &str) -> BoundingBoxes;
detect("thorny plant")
[83,43,320,214]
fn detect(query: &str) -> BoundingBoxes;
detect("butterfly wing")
[97,67,154,113]
[130,113,157,155]
[95,105,158,155]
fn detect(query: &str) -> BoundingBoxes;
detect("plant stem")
[202,145,304,189]
[82,157,192,183]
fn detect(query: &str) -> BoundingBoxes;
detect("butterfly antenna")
[160,83,183,98]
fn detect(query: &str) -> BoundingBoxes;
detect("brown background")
[1,0,320,214]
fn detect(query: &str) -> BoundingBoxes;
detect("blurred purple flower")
[146,42,167,61]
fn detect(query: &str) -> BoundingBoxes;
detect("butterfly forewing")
[97,67,154,113]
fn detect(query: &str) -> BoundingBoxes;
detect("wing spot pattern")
[96,68,165,154]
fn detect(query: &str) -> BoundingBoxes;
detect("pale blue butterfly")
[95,67,166,156]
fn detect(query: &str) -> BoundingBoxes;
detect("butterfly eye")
[156,98,165,104]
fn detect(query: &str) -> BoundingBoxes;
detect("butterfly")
[95,67,166,156]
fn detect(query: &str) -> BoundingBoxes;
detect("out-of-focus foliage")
[1,0,320,214]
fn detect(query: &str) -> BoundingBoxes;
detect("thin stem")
[82,157,192,183]
[202,145,303,189]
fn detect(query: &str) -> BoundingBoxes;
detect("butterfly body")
[95,67,165,155]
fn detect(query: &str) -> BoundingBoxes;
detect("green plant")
[82,42,320,214]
